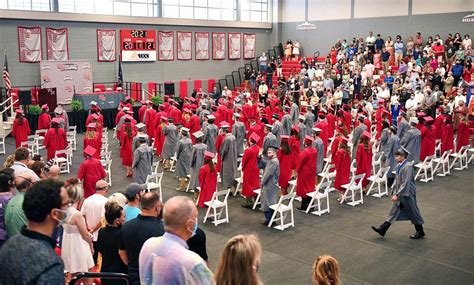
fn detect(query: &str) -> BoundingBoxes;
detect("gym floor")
[2,132,473,285]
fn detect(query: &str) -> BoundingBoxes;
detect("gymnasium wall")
[277,0,473,56]
[0,17,272,89]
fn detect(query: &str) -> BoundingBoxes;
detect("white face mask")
[55,207,72,227]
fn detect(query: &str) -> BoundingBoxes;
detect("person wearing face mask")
[96,201,127,285]
[139,196,213,284]
[5,172,36,237]
[61,181,95,284]
[0,179,68,284]
[119,191,164,285]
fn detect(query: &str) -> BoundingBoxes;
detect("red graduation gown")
[315,120,329,154]
[355,144,372,188]
[83,133,102,159]
[153,124,165,156]
[138,105,147,123]
[120,129,137,167]
[441,124,454,154]
[343,111,351,131]
[433,115,444,140]
[144,109,157,139]
[331,136,342,164]
[38,113,51,130]
[277,149,294,189]
[215,134,225,172]
[420,125,436,161]
[456,122,470,152]
[326,113,336,138]
[43,128,67,160]
[241,144,260,197]
[197,164,218,208]
[170,107,182,125]
[295,146,317,198]
[115,111,125,125]
[333,149,351,192]
[247,124,264,147]
[12,118,30,148]
[289,137,301,170]
[77,157,107,198]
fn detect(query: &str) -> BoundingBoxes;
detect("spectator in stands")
[394,35,404,66]
[10,147,39,180]
[29,160,47,179]
[124,183,144,222]
[312,255,341,285]
[258,52,268,72]
[139,196,213,285]
[47,165,61,180]
[0,179,68,284]
[119,191,164,285]
[0,168,15,247]
[365,31,376,53]
[214,234,262,285]
[5,172,36,237]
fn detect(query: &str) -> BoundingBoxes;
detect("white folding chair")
[169,153,177,172]
[35,129,47,151]
[306,181,333,216]
[318,163,336,186]
[68,126,77,133]
[21,139,37,156]
[450,145,469,171]
[203,189,231,226]
[268,192,296,231]
[233,165,243,196]
[350,159,357,176]
[372,151,384,175]
[66,131,77,151]
[101,143,109,153]
[145,172,164,201]
[366,166,390,198]
[434,139,442,158]
[433,150,452,177]
[414,155,435,183]
[53,149,71,174]
[0,136,5,154]
[113,126,117,140]
[340,173,365,206]
[288,179,297,194]
[151,161,161,174]
[101,150,112,161]
[468,147,474,164]
[252,188,262,210]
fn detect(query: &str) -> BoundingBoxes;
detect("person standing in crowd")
[333,138,351,201]
[139,196,213,285]
[83,123,102,159]
[383,126,400,187]
[456,116,470,152]
[187,226,209,265]
[258,147,280,226]
[10,147,39,180]
[355,131,372,192]
[154,116,167,158]
[133,123,150,151]
[232,113,246,156]
[189,131,208,193]
[0,168,14,247]
[400,118,422,163]
[219,122,238,190]
[5,173,36,237]
[204,114,219,154]
[0,179,68,284]
[11,109,30,148]
[296,136,318,211]
[197,151,218,208]
[43,117,68,161]
[37,104,51,130]
[162,118,178,171]
[312,255,340,285]
[440,117,454,155]
[78,146,107,198]
[175,128,193,191]
[132,135,153,184]
[371,147,425,239]
[214,234,263,285]
[120,119,137,177]
[123,183,145,222]
[119,192,164,285]
[277,135,293,196]
[241,133,261,208]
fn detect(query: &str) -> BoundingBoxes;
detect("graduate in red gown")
[295,136,318,211]
[138,100,147,123]
[78,146,107,198]
[215,123,227,173]
[11,110,30,148]
[326,107,336,138]
[419,116,436,161]
[43,118,67,160]
[144,101,157,139]
[153,116,167,158]
[456,117,470,152]
[315,112,329,154]
[333,138,351,200]
[355,131,373,190]
[120,120,137,177]
[169,101,182,125]
[441,117,454,155]
[37,104,51,130]
[247,120,264,147]
[289,128,301,173]
[330,131,345,163]
[277,135,294,195]
[241,133,261,208]
[197,151,218,208]
[83,123,102,160]
[433,108,444,140]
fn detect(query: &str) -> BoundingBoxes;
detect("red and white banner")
[46,28,69,60]
[97,29,116,62]
[158,31,174,61]
[243,33,256,59]
[195,32,209,60]
[228,33,241,60]
[17,26,42,63]
[177,31,192,60]
[212,32,226,60]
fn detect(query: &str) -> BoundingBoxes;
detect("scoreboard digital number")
[120,29,157,62]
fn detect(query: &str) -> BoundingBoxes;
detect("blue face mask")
[191,218,198,237]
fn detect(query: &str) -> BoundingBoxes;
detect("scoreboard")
[120,29,157,62]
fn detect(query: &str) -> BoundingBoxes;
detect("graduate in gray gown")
[162,118,178,170]
[290,101,300,125]
[271,114,283,143]
[54,106,69,131]
[231,113,246,156]
[312,128,325,174]
[397,112,409,140]
[351,116,368,159]
[304,109,315,136]
[132,135,153,184]
[262,124,280,161]
[203,114,219,154]
[281,107,293,135]
[219,123,238,190]
[379,120,391,153]
[400,117,421,163]
[132,123,150,152]
[188,131,208,192]
[371,147,425,239]
[175,128,193,191]
[258,147,280,225]
[297,115,306,149]
[383,126,400,186]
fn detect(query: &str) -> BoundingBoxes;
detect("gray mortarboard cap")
[137,134,147,141]
[135,123,146,129]
[193,131,205,139]
[265,124,273,129]
[207,114,216,120]
[395,146,410,157]
[181,127,190,133]
[272,113,279,119]
[312,127,322,133]
[299,115,305,120]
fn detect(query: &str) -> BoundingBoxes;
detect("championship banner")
[228,33,241,60]
[212,32,226,60]
[17,26,42,63]
[158,31,174,61]
[46,28,69,60]
[243,33,256,59]
[120,29,157,62]
[177,31,192,60]
[195,32,209,60]
[97,29,116,62]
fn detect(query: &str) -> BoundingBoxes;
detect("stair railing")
[0,96,17,124]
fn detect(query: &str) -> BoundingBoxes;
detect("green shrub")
[28,105,42,115]
[71,100,83,111]
[151,95,163,107]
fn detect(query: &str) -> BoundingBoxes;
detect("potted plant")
[26,105,42,133]
[151,95,163,108]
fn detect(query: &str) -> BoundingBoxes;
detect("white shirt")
[414,91,424,107]
[10,162,40,181]
[81,193,108,241]
[405,98,417,111]
[377,88,390,101]
[454,95,466,107]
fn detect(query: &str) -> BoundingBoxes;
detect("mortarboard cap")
[193,131,205,139]
[362,131,371,139]
[204,151,215,159]
[84,145,97,157]
[135,123,146,129]
[249,132,260,143]
[41,104,49,110]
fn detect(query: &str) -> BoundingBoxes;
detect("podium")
[38,88,57,111]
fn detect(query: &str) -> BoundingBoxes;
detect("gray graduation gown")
[132,133,150,152]
[386,161,424,225]
[379,128,390,154]
[162,123,178,159]
[400,128,421,163]
[397,119,409,141]
[290,103,300,125]
[203,123,219,154]
[232,122,246,156]
[271,121,283,143]
[258,157,280,212]
[220,134,238,189]
[304,112,315,135]
[351,124,367,159]
[281,114,292,135]
[132,144,153,184]
[188,143,207,191]
[383,134,400,178]
[298,122,306,149]
[263,133,280,156]
[175,136,193,177]
[313,137,325,173]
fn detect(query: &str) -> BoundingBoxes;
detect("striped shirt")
[139,232,213,285]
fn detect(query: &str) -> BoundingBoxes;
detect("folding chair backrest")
[354,173,365,188]
[68,126,77,132]
[280,192,296,206]
[374,151,383,163]
[55,149,68,157]
[36,129,47,136]
[318,181,332,194]
[442,149,451,160]
[380,166,390,179]
[215,189,230,202]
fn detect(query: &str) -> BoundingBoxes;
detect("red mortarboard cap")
[16,109,24,115]
[52,118,61,124]
[41,104,49,110]
[362,131,371,139]
[304,135,314,144]
[189,97,196,102]
[183,108,191,114]
[219,121,230,128]
[340,137,349,145]
[378,99,385,105]
[417,112,426,117]
[125,96,131,101]
[204,150,215,159]
[292,125,300,133]
[84,145,97,157]
[160,115,168,121]
[424,116,434,123]
[87,123,96,129]
[280,135,290,141]
[250,132,260,143]
[140,100,146,104]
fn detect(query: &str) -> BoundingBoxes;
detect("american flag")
[3,53,11,91]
